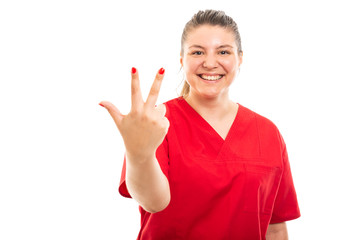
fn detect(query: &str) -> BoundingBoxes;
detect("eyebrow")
[188,44,234,49]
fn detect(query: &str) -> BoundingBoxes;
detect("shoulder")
[162,97,181,106]
[161,97,186,118]
[238,104,279,132]
[237,104,283,146]
[163,97,184,107]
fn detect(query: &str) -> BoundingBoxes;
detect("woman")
[100,10,300,240]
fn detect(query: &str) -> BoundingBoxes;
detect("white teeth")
[200,74,223,81]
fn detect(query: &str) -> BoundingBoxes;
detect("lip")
[197,74,224,82]
[197,73,225,76]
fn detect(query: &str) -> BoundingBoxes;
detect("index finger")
[145,68,165,108]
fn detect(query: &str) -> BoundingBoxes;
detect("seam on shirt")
[254,114,262,157]
[166,101,187,167]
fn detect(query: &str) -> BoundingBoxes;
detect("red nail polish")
[158,68,165,75]
[131,67,136,74]
[99,103,104,107]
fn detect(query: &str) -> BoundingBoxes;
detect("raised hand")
[99,67,169,159]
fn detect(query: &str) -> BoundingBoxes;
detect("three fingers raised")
[100,67,165,116]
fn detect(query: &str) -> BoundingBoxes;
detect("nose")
[202,53,219,69]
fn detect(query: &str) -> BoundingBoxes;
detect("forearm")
[266,231,288,240]
[266,222,288,240]
[125,152,170,213]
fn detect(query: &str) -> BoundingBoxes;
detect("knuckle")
[131,86,137,94]
[151,119,158,125]
[140,114,150,121]
[149,87,159,96]
[130,109,140,116]
[156,74,163,81]
[147,81,162,101]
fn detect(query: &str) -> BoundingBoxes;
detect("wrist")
[126,150,156,164]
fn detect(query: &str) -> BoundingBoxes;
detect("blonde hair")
[180,10,243,97]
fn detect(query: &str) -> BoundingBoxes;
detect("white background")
[1,0,359,239]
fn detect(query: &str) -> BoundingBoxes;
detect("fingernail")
[99,103,104,107]
[131,67,137,74]
[158,68,165,75]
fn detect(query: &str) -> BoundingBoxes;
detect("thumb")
[99,101,124,125]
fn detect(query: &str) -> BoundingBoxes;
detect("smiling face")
[181,25,243,101]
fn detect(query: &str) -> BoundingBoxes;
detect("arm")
[125,153,170,213]
[266,222,288,240]
[100,67,170,213]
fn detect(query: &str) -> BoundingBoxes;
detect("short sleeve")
[270,136,301,223]
[118,136,170,198]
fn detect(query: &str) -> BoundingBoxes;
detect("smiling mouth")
[198,74,224,81]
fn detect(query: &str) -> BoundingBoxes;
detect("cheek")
[222,58,239,73]
[184,58,202,73]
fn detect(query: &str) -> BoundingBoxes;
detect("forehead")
[185,25,236,48]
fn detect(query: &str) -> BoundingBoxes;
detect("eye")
[192,51,203,55]
[219,50,230,55]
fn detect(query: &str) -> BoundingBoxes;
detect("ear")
[180,53,183,67]
[238,52,243,67]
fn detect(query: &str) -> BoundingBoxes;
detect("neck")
[184,91,236,120]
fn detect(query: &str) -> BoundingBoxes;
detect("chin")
[198,90,224,100]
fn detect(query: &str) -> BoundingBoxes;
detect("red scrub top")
[119,97,300,240]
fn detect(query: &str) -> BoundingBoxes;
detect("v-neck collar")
[177,97,240,143]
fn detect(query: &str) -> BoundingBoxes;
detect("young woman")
[100,10,300,240]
